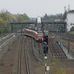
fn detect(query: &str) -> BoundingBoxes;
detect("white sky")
[0,0,74,17]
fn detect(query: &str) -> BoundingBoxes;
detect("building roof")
[42,14,64,22]
[63,10,74,20]
[68,10,74,13]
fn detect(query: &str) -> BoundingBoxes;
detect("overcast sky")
[0,0,74,17]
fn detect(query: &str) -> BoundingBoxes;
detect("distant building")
[65,10,74,31]
[42,14,66,32]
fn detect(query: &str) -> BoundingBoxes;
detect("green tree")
[0,19,7,26]
[16,13,29,22]
[70,26,74,31]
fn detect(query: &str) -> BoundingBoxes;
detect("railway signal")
[43,42,48,56]
[43,35,48,44]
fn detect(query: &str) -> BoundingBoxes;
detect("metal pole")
[68,39,70,53]
[11,24,13,33]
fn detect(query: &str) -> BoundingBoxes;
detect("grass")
[50,58,74,74]
[0,28,9,34]
[68,31,74,35]
[50,58,66,74]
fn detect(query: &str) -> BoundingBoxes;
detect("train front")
[37,32,44,43]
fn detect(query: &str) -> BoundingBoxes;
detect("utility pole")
[68,38,70,53]
[11,24,13,33]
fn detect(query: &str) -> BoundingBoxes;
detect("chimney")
[68,4,70,12]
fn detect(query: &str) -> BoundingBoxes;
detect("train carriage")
[23,29,43,42]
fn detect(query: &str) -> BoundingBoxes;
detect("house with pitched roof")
[65,10,74,31]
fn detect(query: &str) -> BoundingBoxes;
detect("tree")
[70,26,74,31]
[0,19,7,26]
[16,13,29,22]
[0,10,29,33]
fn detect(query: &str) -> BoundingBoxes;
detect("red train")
[23,29,43,42]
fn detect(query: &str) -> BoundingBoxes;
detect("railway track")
[24,37,31,74]
[24,36,44,74]
[0,36,18,74]
[0,35,32,74]
[16,36,31,74]
[49,37,67,60]
[16,36,22,74]
[0,33,44,74]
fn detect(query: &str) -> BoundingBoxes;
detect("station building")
[65,10,74,31]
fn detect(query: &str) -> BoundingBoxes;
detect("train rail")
[16,36,31,74]
[16,36,22,74]
[0,37,18,74]
[0,30,44,74]
[24,37,31,74]
[49,37,67,60]
[0,35,32,74]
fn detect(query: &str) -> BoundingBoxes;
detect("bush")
[0,28,8,34]
[70,26,74,31]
